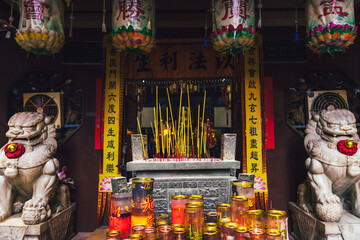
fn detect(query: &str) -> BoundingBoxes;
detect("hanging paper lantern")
[306,0,357,54]
[210,0,256,55]
[14,0,65,55]
[112,0,156,55]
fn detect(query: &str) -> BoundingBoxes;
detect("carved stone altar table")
[127,159,240,216]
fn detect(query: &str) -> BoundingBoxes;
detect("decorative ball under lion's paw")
[316,202,343,222]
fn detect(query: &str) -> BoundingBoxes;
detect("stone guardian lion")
[298,109,360,222]
[0,112,69,225]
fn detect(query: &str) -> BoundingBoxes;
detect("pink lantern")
[112,0,156,55]
[210,0,256,55]
[306,0,357,54]
[14,0,65,55]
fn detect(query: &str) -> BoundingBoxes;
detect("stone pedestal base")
[289,202,360,240]
[0,203,76,240]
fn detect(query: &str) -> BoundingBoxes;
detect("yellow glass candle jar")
[131,178,155,227]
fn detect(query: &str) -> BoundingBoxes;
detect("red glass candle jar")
[171,195,188,225]
[109,193,132,239]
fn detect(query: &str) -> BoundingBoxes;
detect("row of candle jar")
[209,196,286,231]
[203,222,283,240]
[107,223,191,239]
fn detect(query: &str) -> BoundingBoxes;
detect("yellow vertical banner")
[244,36,268,207]
[99,36,122,192]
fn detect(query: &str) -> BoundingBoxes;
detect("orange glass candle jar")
[231,196,249,227]
[144,226,156,240]
[129,233,143,239]
[106,230,121,240]
[171,195,188,225]
[186,202,205,232]
[189,195,204,203]
[158,225,172,240]
[171,227,186,240]
[265,229,281,240]
[249,228,265,240]
[223,222,239,240]
[184,208,203,240]
[132,225,146,239]
[217,204,232,221]
[204,230,218,240]
[246,210,265,230]
[206,212,218,223]
[231,180,255,210]
[218,218,231,240]
[131,178,155,227]
[266,210,286,239]
[235,226,249,240]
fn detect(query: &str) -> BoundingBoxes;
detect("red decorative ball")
[4,143,25,159]
[337,140,358,156]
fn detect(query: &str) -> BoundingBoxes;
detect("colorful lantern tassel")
[258,0,262,29]
[102,0,107,33]
[69,2,74,38]
[294,7,299,41]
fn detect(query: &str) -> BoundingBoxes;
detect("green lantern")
[210,0,256,55]
[112,0,156,55]
[14,0,65,55]
[306,0,357,54]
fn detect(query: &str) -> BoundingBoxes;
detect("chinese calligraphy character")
[250,139,257,148]
[248,57,255,66]
[24,0,50,20]
[216,55,234,70]
[108,117,115,124]
[250,151,258,160]
[318,0,347,19]
[221,0,248,20]
[106,163,115,173]
[107,140,115,149]
[136,55,151,72]
[109,58,117,67]
[160,52,177,70]
[248,92,257,101]
[108,93,116,101]
[249,103,257,112]
[248,79,256,89]
[117,0,145,20]
[109,69,117,78]
[249,116,257,124]
[108,128,116,137]
[106,152,115,161]
[108,104,116,113]
[248,69,256,78]
[189,51,207,70]
[251,163,259,173]
[249,127,258,136]
[109,81,116,90]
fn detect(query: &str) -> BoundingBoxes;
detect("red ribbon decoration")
[337,140,358,156]
[4,143,25,159]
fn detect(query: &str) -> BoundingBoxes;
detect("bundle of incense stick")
[137,86,209,160]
